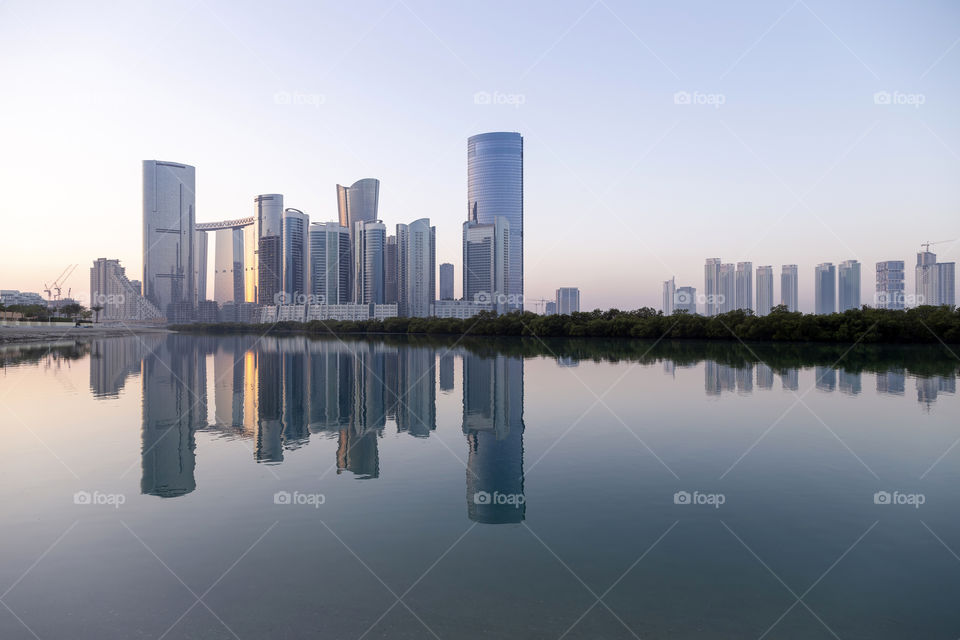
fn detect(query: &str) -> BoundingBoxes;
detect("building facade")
[90,258,162,322]
[463,218,509,312]
[556,287,580,315]
[396,218,436,317]
[838,259,861,311]
[675,286,697,314]
[282,208,309,303]
[875,260,905,309]
[719,263,736,313]
[756,265,774,315]
[735,262,753,312]
[353,220,386,304]
[781,264,799,312]
[704,258,721,316]
[662,277,676,315]
[439,263,455,301]
[815,263,836,314]
[255,194,284,305]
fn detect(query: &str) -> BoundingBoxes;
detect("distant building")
[396,218,436,317]
[916,251,956,306]
[662,277,675,315]
[353,220,387,304]
[281,208,309,304]
[259,303,397,323]
[781,265,799,312]
[735,262,752,312]
[544,301,557,315]
[556,288,580,315]
[434,300,492,319]
[384,235,398,305]
[838,259,861,311]
[89,258,162,322]
[815,263,836,314]
[674,286,697,314]
[309,222,351,305]
[254,194,284,306]
[875,260,905,309]
[0,290,47,307]
[439,263,455,300]
[704,258,721,316]
[756,266,774,315]
[143,160,195,320]
[196,300,219,323]
[463,217,510,312]
[719,263,735,313]
[337,178,380,296]
[213,227,245,305]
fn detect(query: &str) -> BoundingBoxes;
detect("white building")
[397,218,436,317]
[556,287,580,315]
[781,265,799,312]
[662,277,675,315]
[90,258,163,322]
[735,262,753,312]
[433,300,492,319]
[756,265,774,315]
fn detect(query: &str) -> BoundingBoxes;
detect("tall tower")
[337,178,380,298]
[282,208,309,303]
[254,194,284,305]
[353,220,386,304]
[662,277,675,315]
[439,263,455,301]
[468,132,523,311]
[142,160,196,321]
[875,260,905,309]
[397,218,436,318]
[781,264,799,312]
[463,218,509,311]
[309,222,351,305]
[704,258,721,316]
[735,262,753,312]
[838,259,861,311]
[719,263,736,313]
[815,263,836,314]
[756,265,773,315]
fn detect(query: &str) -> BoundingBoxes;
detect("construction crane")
[921,239,956,253]
[43,264,78,301]
[527,297,553,314]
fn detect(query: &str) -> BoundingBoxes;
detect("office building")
[838,259,861,311]
[675,286,697,314]
[756,265,773,315]
[719,263,735,313]
[556,287,580,315]
[142,160,195,320]
[194,231,207,305]
[468,132,523,311]
[384,235,398,305]
[255,194,283,305]
[90,258,162,321]
[544,301,557,315]
[309,222,351,305]
[704,258,721,316]
[662,277,675,315]
[916,251,956,307]
[439,263,455,300]
[875,260,905,309]
[463,218,509,312]
[781,264,798,312]
[213,227,245,305]
[735,262,752,312]
[815,263,836,314]
[282,208,309,303]
[337,178,380,295]
[396,218,436,317]
[353,220,386,304]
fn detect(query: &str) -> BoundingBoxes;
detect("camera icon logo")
[873,90,891,105]
[673,490,691,505]
[274,491,292,505]
[73,491,92,505]
[873,491,891,505]
[473,491,491,505]
[474,291,492,305]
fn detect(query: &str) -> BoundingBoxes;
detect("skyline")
[1,0,958,311]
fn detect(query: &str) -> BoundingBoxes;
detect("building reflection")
[876,369,905,395]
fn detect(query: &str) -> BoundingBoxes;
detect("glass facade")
[255,194,283,305]
[309,222,351,305]
[282,208,308,301]
[468,132,523,310]
[397,218,436,317]
[142,160,195,320]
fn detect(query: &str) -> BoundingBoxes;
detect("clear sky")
[1,0,957,312]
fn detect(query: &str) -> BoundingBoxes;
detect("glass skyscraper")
[255,194,283,305]
[282,208,309,302]
[875,260,905,309]
[142,160,196,321]
[756,265,773,315]
[468,132,523,311]
[838,259,861,311]
[815,263,836,314]
[309,222,351,305]
[781,264,799,312]
[396,218,436,318]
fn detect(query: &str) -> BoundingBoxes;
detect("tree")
[91,305,104,323]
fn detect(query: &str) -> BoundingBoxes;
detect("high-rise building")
[675,286,697,314]
[353,220,386,304]
[384,235,398,305]
[938,262,956,306]
[704,258,721,316]
[719,263,736,313]
[838,259,861,311]
[756,265,774,315]
[781,264,798,312]
[142,160,195,320]
[463,218,509,311]
[213,228,245,305]
[255,194,283,305]
[337,178,380,296]
[439,263,455,301]
[309,222,351,305]
[735,262,752,312]
[468,132,523,311]
[90,258,162,321]
[556,288,580,315]
[396,218,436,318]
[282,208,309,303]
[917,251,956,307]
[662,277,675,315]
[815,263,836,314]
[875,260,905,309]
[544,301,557,315]
[194,231,208,305]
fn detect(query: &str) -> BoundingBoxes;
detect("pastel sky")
[1,0,957,312]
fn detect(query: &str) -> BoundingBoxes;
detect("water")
[1,334,958,639]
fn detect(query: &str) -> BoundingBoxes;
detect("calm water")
[1,334,959,639]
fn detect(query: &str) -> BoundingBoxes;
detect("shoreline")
[0,324,171,345]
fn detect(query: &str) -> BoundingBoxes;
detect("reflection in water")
[71,335,958,513]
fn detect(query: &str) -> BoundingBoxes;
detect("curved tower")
[467,132,523,311]
[255,194,284,305]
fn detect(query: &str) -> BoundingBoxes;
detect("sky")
[0,0,957,312]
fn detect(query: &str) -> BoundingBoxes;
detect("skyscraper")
[781,264,798,312]
[194,231,208,305]
[463,218,509,311]
[353,220,386,304]
[735,262,752,312]
[719,263,736,313]
[309,222,351,305]
[675,286,697,314]
[91,258,162,321]
[468,132,523,311]
[337,178,380,296]
[439,263,455,301]
[815,263,836,314]
[384,235,398,305]
[213,227,245,305]
[837,259,861,311]
[875,260,905,309]
[142,160,195,321]
[556,288,580,314]
[938,262,956,306]
[662,277,675,315]
[917,251,956,306]
[756,265,774,315]
[255,194,283,305]
[704,258,721,316]
[396,218,436,317]
[282,208,309,303]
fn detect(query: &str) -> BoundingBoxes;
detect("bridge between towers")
[196,217,255,231]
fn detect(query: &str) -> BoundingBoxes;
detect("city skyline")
[2,1,957,311]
